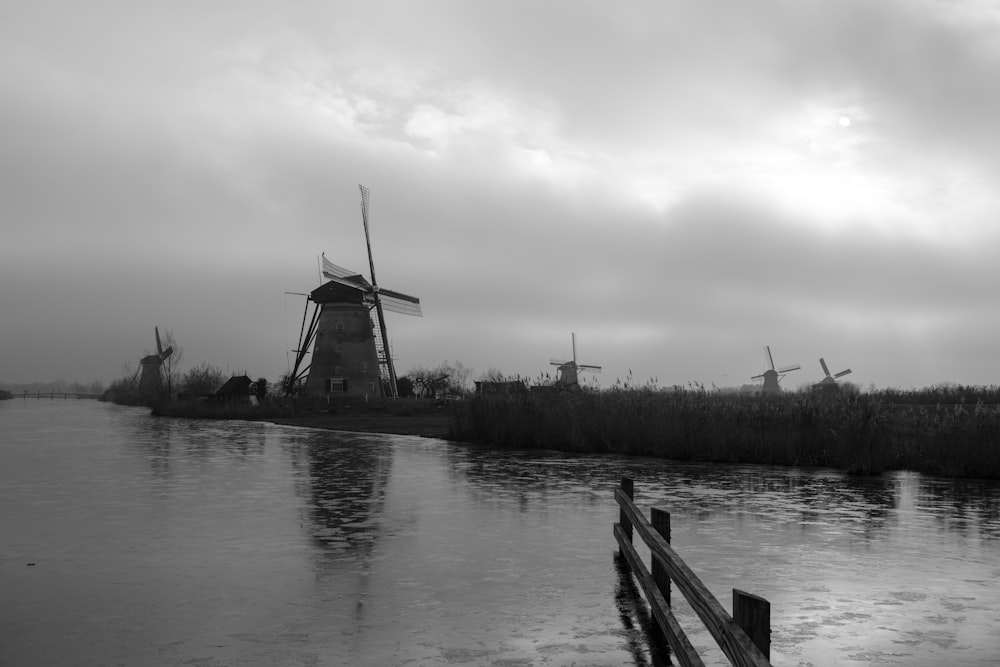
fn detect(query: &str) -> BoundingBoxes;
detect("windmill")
[286,185,422,398]
[137,326,173,401]
[550,333,602,388]
[813,358,852,391]
[750,345,800,395]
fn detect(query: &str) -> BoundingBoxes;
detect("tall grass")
[450,387,1000,479]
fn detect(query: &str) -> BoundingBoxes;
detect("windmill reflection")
[292,432,394,561]
[284,431,398,655]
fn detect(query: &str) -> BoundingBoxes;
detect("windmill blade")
[155,327,163,356]
[326,274,372,291]
[766,346,775,371]
[321,255,361,280]
[550,358,571,366]
[834,369,852,378]
[379,288,423,317]
[360,184,379,289]
[160,346,173,360]
[750,373,766,380]
[578,364,602,372]
[819,358,831,377]
[778,364,801,373]
[359,184,402,397]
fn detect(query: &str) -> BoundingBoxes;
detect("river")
[2,398,998,666]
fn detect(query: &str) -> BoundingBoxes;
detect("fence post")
[650,507,671,608]
[618,477,634,554]
[733,589,770,660]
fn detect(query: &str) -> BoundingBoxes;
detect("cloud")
[1,0,998,389]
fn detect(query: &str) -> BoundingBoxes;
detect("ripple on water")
[3,403,1000,666]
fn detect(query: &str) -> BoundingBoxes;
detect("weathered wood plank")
[651,507,671,609]
[615,487,771,667]
[614,524,706,667]
[619,477,634,551]
[734,589,770,660]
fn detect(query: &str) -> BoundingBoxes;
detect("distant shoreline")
[149,396,456,440]
[265,412,453,439]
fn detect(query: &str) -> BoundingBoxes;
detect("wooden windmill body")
[813,358,852,391]
[286,186,422,398]
[137,326,173,402]
[550,333,601,389]
[750,346,799,396]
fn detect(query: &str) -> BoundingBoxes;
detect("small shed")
[216,374,254,404]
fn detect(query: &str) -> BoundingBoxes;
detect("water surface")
[2,399,998,666]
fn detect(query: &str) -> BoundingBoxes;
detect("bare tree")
[478,367,507,382]
[159,329,183,401]
[181,362,226,397]
[406,360,474,398]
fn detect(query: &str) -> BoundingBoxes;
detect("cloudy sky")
[2,0,999,390]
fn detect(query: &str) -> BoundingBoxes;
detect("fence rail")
[614,477,771,667]
[19,392,101,400]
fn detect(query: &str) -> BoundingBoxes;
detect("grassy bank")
[450,388,1000,479]
[151,396,454,438]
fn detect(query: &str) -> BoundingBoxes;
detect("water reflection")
[295,432,394,560]
[117,409,270,477]
[5,400,999,666]
[433,447,1000,665]
[905,473,1000,540]
[443,444,611,514]
[613,552,669,667]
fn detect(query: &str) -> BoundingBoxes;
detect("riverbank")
[146,387,1000,479]
[151,396,455,439]
[451,388,1000,480]
[267,410,452,438]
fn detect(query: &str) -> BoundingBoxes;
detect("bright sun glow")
[839,116,851,127]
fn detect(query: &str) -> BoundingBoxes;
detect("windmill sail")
[550,333,601,387]
[379,288,422,316]
[321,254,358,281]
[752,345,799,395]
[300,188,421,399]
[814,357,852,389]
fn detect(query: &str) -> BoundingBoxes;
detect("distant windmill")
[287,185,422,398]
[550,333,602,388]
[750,346,800,395]
[137,326,173,401]
[813,358,852,390]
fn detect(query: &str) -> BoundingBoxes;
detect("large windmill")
[286,185,422,398]
[137,327,173,401]
[550,333,602,388]
[750,345,800,395]
[813,358,852,390]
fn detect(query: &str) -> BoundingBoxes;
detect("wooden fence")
[614,477,771,667]
[20,392,101,400]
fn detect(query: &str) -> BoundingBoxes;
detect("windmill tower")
[750,346,800,395]
[550,333,602,389]
[137,327,173,401]
[287,185,422,398]
[813,358,852,391]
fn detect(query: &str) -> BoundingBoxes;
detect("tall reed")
[450,387,1000,479]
